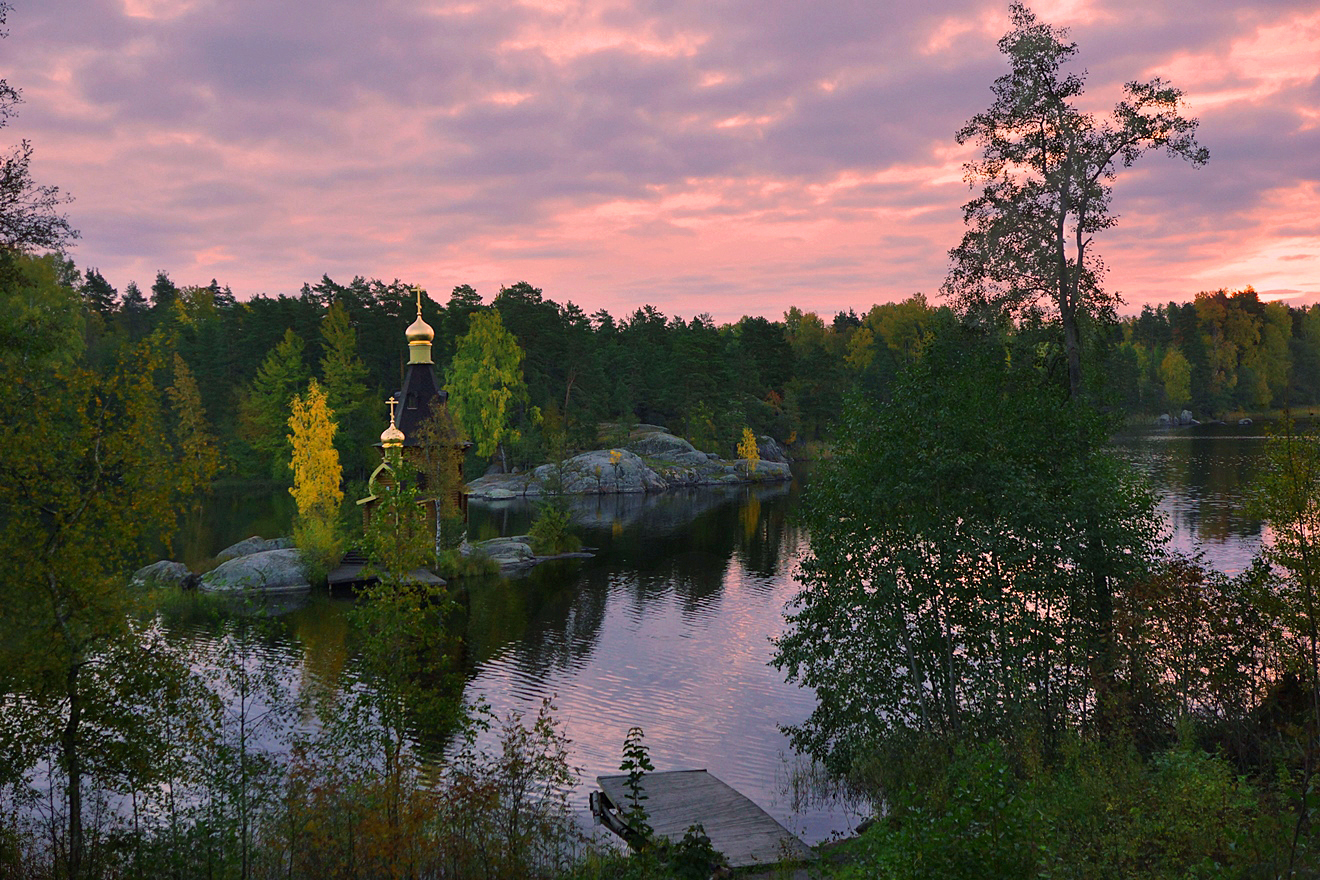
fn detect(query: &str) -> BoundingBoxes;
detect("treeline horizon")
[63,257,1320,483]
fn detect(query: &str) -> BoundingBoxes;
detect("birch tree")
[945,2,1208,400]
[446,309,528,473]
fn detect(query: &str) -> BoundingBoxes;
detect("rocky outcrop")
[130,560,195,590]
[543,449,671,494]
[1157,410,1204,428]
[200,548,310,595]
[215,535,293,563]
[650,456,790,488]
[756,435,791,464]
[462,535,595,572]
[627,432,709,466]
[468,536,536,569]
[465,431,792,500]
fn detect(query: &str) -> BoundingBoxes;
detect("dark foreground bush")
[837,736,1306,880]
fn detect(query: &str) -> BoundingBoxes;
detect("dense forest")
[62,259,1320,485]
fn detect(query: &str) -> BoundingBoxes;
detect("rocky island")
[465,425,791,500]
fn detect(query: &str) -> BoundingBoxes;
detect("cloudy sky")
[4,0,1318,321]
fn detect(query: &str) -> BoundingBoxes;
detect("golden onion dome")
[406,286,435,364]
[406,313,435,344]
[380,395,405,447]
[380,422,405,447]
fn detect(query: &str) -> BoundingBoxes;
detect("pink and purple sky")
[5,0,1318,321]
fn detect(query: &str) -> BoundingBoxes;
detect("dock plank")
[596,770,813,868]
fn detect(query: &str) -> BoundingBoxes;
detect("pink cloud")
[2,0,1316,322]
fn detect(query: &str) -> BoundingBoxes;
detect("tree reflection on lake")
[1114,424,1267,574]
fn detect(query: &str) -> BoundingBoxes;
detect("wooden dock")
[593,770,814,868]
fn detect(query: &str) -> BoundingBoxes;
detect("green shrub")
[842,737,1298,880]
[528,503,581,556]
[559,826,727,880]
[292,514,344,586]
[435,548,499,579]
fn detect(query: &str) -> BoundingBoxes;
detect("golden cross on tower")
[386,395,399,427]
[412,286,423,319]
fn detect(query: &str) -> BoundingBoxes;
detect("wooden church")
[356,288,467,539]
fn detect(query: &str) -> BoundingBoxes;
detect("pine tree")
[119,280,149,339]
[79,268,117,317]
[167,352,221,493]
[149,269,179,315]
[239,329,308,482]
[318,301,371,476]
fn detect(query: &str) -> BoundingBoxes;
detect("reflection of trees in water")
[462,480,799,679]
[172,487,297,567]
[1116,431,1266,549]
[461,562,609,681]
[739,482,808,582]
[290,597,351,692]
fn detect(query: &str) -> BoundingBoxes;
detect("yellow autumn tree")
[288,379,344,582]
[738,426,759,474]
[1159,347,1191,411]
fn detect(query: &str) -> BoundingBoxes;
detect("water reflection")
[1114,424,1267,574]
[459,477,847,842]
[173,487,297,568]
[158,434,1277,848]
[464,481,799,662]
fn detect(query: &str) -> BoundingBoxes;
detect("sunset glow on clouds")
[5,0,1317,320]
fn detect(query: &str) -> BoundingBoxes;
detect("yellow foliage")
[738,426,759,473]
[289,381,344,583]
[288,379,343,521]
[844,325,878,371]
[1159,348,1191,409]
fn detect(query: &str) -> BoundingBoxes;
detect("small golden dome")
[406,286,435,364]
[380,422,405,447]
[380,395,405,447]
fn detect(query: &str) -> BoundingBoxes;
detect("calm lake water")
[1113,423,1269,575]
[173,425,1273,845]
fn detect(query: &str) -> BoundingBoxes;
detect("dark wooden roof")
[391,361,448,447]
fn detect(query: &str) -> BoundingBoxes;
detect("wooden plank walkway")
[595,770,814,868]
